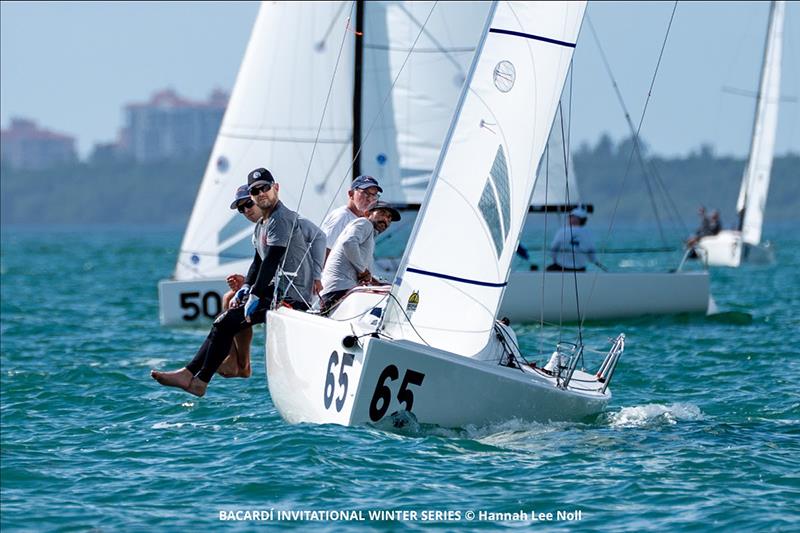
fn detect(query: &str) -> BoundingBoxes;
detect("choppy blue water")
[2,226,799,531]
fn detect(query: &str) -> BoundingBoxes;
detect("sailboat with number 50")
[266,0,624,428]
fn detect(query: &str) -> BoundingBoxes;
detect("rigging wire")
[274,1,441,308]
[581,1,680,330]
[585,14,684,245]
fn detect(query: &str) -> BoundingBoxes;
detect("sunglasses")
[237,199,255,213]
[358,189,381,199]
[249,183,272,196]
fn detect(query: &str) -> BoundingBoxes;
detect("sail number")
[323,351,355,412]
[369,365,426,422]
[180,291,222,321]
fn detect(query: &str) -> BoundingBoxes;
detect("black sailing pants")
[185,296,309,383]
[185,302,269,383]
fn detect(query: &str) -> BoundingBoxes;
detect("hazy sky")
[2,1,798,158]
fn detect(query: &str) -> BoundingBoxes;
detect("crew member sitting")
[319,201,401,313]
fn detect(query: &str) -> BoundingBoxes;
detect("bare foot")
[186,377,207,397]
[151,368,193,389]
[217,354,238,378]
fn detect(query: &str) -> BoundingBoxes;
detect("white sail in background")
[360,1,490,205]
[531,102,581,207]
[382,1,586,356]
[175,1,355,280]
[736,0,784,246]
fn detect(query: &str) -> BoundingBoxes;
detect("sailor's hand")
[231,284,251,308]
[243,294,260,323]
[313,279,323,296]
[226,274,245,291]
[357,269,371,283]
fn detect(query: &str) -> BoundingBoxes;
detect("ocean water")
[1,226,799,531]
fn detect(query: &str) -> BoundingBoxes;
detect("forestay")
[175,2,356,280]
[381,1,586,356]
[736,0,784,246]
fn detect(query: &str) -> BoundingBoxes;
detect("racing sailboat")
[694,1,784,267]
[266,0,624,428]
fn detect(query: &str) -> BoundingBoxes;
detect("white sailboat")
[158,1,488,326]
[499,104,710,323]
[695,1,784,268]
[267,1,625,428]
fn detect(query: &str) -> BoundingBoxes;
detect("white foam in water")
[608,403,703,428]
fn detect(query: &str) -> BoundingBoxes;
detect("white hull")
[158,278,230,326]
[266,299,612,428]
[695,230,774,268]
[500,270,709,322]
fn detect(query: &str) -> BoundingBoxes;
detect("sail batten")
[381,1,586,357]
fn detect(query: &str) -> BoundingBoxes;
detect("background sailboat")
[695,0,784,267]
[158,1,488,325]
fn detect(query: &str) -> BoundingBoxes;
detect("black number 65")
[368,365,425,422]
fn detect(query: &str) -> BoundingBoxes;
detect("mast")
[738,1,777,231]
[352,0,365,179]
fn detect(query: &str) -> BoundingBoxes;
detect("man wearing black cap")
[320,201,401,313]
[320,175,383,260]
[151,168,325,396]
[214,184,263,379]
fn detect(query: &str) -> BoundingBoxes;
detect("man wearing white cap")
[320,175,383,260]
[547,206,605,272]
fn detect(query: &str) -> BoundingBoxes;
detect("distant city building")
[1,118,78,170]
[121,88,228,163]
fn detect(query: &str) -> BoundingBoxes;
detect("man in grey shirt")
[151,167,325,397]
[320,201,400,313]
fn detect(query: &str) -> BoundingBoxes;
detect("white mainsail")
[359,2,490,205]
[174,1,487,281]
[382,1,586,356]
[175,2,355,281]
[736,0,784,246]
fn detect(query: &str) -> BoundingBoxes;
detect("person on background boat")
[546,206,605,272]
[215,185,262,379]
[320,175,383,261]
[708,209,722,235]
[319,201,401,313]
[151,168,325,397]
[686,205,712,247]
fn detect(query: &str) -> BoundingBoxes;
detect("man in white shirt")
[320,175,383,260]
[320,201,401,312]
[547,207,605,272]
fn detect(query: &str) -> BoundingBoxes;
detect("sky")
[1,1,798,159]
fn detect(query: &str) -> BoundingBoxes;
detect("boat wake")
[604,403,703,428]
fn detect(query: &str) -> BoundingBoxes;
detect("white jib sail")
[736,0,784,246]
[359,1,490,205]
[381,1,586,357]
[175,1,355,280]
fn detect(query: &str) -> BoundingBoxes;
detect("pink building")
[121,89,228,162]
[1,118,77,170]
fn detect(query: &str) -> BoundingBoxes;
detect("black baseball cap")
[247,168,275,191]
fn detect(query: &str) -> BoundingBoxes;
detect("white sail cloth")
[174,1,487,281]
[382,1,586,357]
[176,2,355,280]
[736,1,784,246]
